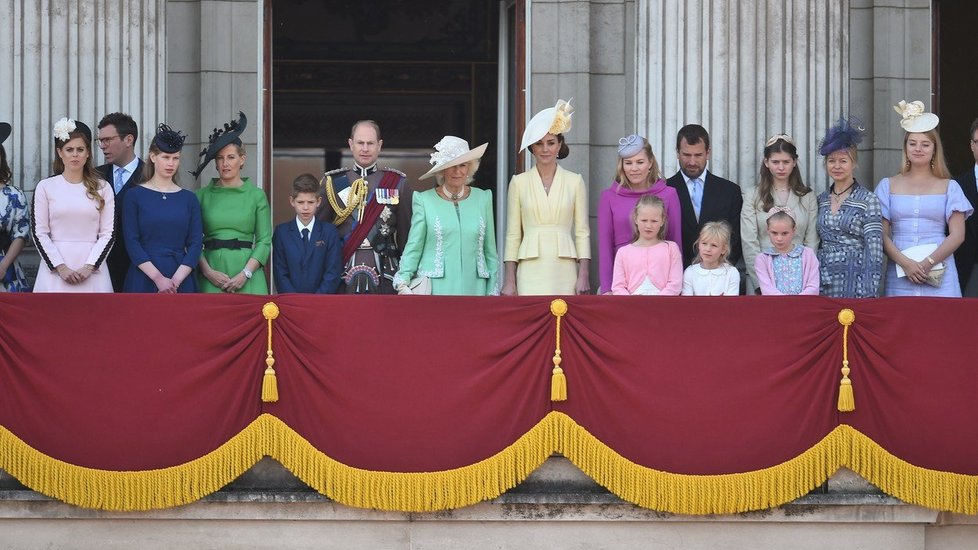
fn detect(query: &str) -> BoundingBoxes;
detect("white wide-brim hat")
[519,98,574,152]
[894,100,939,133]
[419,136,489,181]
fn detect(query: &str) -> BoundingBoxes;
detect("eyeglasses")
[97,135,120,146]
[766,133,794,147]
[971,139,978,145]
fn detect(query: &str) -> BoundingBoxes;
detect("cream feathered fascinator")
[519,98,574,151]
[894,100,939,133]
[418,136,488,181]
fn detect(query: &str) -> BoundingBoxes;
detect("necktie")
[301,228,310,245]
[691,178,703,219]
[114,167,125,194]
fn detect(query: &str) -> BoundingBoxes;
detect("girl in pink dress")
[611,195,683,295]
[32,118,115,292]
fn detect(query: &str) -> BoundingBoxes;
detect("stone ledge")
[1,456,941,524]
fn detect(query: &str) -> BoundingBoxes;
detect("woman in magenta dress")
[598,134,681,294]
[123,124,203,293]
[32,118,115,293]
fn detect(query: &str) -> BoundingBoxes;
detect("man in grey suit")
[96,112,144,291]
[953,118,978,295]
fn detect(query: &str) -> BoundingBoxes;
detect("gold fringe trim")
[0,418,267,511]
[844,425,978,514]
[3,415,978,514]
[262,414,558,512]
[556,412,847,515]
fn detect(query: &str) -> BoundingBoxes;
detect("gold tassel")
[262,302,281,403]
[550,299,568,402]
[837,309,855,412]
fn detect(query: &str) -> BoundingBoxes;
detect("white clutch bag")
[398,276,431,295]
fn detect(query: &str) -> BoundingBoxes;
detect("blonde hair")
[614,138,662,190]
[630,194,667,242]
[434,159,481,187]
[900,129,951,178]
[692,221,732,265]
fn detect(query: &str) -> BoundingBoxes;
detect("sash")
[341,171,404,263]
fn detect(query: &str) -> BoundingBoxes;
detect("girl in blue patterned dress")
[815,117,884,297]
[754,209,820,295]
[0,123,30,292]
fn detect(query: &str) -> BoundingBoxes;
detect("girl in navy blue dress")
[123,124,203,293]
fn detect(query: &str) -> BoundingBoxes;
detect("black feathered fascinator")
[190,112,247,178]
[153,123,187,154]
[818,116,865,157]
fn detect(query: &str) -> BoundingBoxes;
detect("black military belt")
[204,239,253,250]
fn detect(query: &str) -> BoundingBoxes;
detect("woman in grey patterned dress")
[815,117,884,297]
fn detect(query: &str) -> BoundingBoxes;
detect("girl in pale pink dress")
[32,118,115,292]
[611,195,683,295]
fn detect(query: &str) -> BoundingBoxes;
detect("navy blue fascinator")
[818,116,865,157]
[153,124,187,154]
[191,112,247,178]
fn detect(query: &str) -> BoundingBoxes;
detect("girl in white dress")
[682,221,740,296]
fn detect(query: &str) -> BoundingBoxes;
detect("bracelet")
[926,256,936,266]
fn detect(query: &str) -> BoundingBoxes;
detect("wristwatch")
[242,268,254,279]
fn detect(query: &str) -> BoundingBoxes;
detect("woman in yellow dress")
[501,99,591,295]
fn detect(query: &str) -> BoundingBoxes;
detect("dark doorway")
[935,1,978,176]
[270,0,502,226]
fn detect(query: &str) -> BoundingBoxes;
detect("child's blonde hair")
[631,194,667,242]
[692,220,732,265]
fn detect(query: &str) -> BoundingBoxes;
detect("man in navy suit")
[273,174,342,293]
[665,124,743,269]
[953,118,978,295]
[96,112,144,291]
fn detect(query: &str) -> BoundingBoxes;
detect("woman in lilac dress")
[876,100,973,297]
[597,134,681,294]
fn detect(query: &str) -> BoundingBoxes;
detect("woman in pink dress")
[32,118,115,292]
[598,135,681,294]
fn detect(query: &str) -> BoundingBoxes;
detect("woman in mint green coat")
[393,136,499,296]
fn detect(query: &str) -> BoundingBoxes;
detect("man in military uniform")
[319,120,412,293]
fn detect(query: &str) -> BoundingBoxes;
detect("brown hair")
[140,141,181,185]
[54,130,104,210]
[631,194,667,242]
[0,144,10,185]
[292,173,320,197]
[755,138,811,212]
[676,124,711,151]
[900,129,951,179]
[350,120,382,141]
[529,133,570,160]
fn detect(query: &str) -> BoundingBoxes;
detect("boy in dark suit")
[273,174,342,293]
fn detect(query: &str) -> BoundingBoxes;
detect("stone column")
[0,0,166,190]
[635,0,849,194]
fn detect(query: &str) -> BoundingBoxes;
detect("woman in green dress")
[191,112,271,294]
[393,136,498,295]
